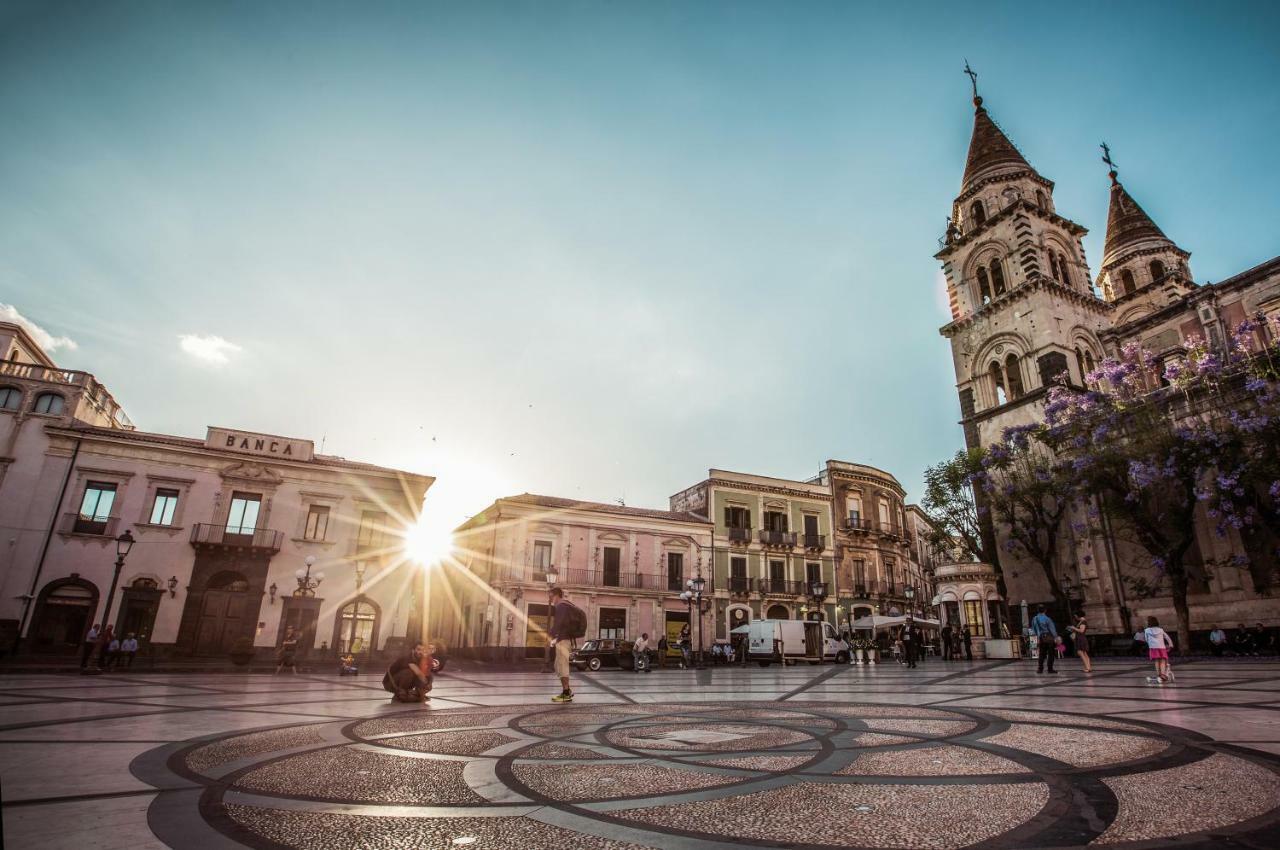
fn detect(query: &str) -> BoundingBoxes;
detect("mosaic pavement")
[4,660,1280,848]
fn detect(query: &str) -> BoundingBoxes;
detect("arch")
[32,391,65,415]
[0,385,21,410]
[976,267,992,304]
[937,590,959,603]
[332,594,382,654]
[766,604,790,620]
[1057,253,1072,287]
[1035,189,1047,210]
[1149,259,1166,282]
[989,361,1007,406]
[726,604,751,637]
[1120,269,1137,296]
[206,570,250,591]
[969,199,986,227]
[990,259,1007,295]
[29,576,100,653]
[1005,353,1025,399]
[130,576,159,590]
[962,589,983,601]
[1117,305,1153,326]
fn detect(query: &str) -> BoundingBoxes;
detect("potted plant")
[851,638,877,665]
[229,636,256,667]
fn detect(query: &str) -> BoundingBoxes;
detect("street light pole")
[83,530,134,675]
[541,569,558,672]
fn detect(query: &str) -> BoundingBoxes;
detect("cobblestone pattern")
[185,725,324,772]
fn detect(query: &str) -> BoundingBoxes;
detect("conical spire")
[1102,171,1173,265]
[961,97,1037,190]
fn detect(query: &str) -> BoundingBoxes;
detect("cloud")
[0,303,78,352]
[179,333,242,365]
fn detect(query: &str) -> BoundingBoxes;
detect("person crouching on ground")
[382,642,432,702]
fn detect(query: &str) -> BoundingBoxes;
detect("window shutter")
[746,510,751,529]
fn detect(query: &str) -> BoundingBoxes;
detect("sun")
[402,517,456,566]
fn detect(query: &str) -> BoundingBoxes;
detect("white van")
[747,618,849,666]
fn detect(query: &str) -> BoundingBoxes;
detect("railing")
[0,360,92,388]
[667,575,685,592]
[61,512,120,537]
[727,527,752,544]
[852,582,868,597]
[803,533,826,550]
[727,576,751,594]
[759,578,804,596]
[759,530,797,547]
[519,569,696,592]
[845,518,874,532]
[190,523,283,553]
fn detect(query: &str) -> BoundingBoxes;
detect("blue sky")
[3,1,1278,528]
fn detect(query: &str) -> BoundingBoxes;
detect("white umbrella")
[729,624,751,635]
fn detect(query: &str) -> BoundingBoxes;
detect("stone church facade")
[937,86,1280,636]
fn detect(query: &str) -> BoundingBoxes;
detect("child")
[1143,616,1175,684]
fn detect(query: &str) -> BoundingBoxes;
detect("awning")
[729,624,751,634]
[848,615,942,632]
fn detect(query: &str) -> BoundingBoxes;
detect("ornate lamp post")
[680,576,710,668]
[294,555,324,596]
[541,569,558,673]
[82,530,135,675]
[808,580,828,621]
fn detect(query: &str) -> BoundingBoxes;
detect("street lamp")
[541,569,558,673]
[808,580,828,621]
[294,555,324,597]
[681,576,710,669]
[905,584,916,615]
[82,529,135,675]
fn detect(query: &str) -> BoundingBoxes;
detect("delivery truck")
[746,618,849,666]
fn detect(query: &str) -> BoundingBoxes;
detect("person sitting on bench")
[382,642,432,702]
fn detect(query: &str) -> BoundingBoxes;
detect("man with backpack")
[548,587,584,703]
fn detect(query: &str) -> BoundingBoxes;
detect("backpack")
[561,601,587,640]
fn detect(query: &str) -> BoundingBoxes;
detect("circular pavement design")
[145,701,1280,850]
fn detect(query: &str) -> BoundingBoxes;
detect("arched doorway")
[333,596,380,656]
[30,577,98,653]
[766,604,790,619]
[118,577,162,643]
[194,571,251,655]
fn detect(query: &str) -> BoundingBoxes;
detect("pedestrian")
[632,632,652,673]
[81,623,101,668]
[548,586,585,703]
[940,625,952,662]
[104,633,121,670]
[1031,605,1058,674]
[902,619,918,669]
[120,633,139,668]
[95,625,115,668]
[678,623,692,668]
[962,626,973,661]
[1209,624,1227,657]
[381,642,432,702]
[657,635,668,669]
[1231,622,1252,656]
[275,626,299,675]
[1068,616,1092,673]
[1143,616,1175,684]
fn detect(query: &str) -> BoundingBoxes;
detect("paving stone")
[234,747,483,804]
[511,760,740,801]
[185,725,325,773]
[839,744,1031,776]
[982,724,1168,768]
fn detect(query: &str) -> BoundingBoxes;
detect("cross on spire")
[963,60,981,105]
[1100,142,1119,183]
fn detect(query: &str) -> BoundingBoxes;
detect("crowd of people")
[78,623,140,670]
[1208,623,1279,656]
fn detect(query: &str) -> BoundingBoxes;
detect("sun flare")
[402,517,456,566]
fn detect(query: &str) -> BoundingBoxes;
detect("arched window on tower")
[1057,254,1072,288]
[1149,260,1166,282]
[990,259,1006,296]
[1005,353,1025,398]
[1075,348,1088,386]
[1121,269,1137,296]
[989,361,1007,406]
[977,267,992,304]
[969,200,986,228]
[1085,350,1096,375]
[1036,190,1047,210]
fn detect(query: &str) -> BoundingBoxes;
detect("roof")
[492,493,709,524]
[1102,175,1175,265]
[961,100,1038,190]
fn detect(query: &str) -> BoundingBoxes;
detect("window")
[356,510,388,550]
[885,558,896,592]
[1056,253,1072,287]
[990,361,1007,405]
[852,559,866,589]
[226,492,262,536]
[532,537,552,570]
[602,546,621,587]
[847,497,862,525]
[1121,269,1136,295]
[1035,190,1046,210]
[149,488,179,526]
[76,482,116,534]
[805,562,821,584]
[0,387,19,410]
[977,267,992,304]
[964,599,987,637]
[990,259,1006,295]
[33,392,64,415]
[1005,353,1025,398]
[769,559,785,584]
[878,498,890,528]
[667,552,684,591]
[724,506,751,529]
[599,607,626,640]
[730,556,748,592]
[1149,260,1166,282]
[969,200,986,227]
[337,599,377,653]
[762,510,788,531]
[303,505,330,541]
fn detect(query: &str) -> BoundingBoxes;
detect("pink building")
[0,320,433,661]
[437,494,715,659]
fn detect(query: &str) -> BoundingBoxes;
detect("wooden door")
[195,590,247,655]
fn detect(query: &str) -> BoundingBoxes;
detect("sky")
[2,1,1278,534]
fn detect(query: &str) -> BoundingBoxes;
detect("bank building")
[0,319,433,662]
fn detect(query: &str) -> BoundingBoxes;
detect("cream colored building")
[0,320,433,660]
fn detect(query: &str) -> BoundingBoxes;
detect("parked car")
[570,639,637,672]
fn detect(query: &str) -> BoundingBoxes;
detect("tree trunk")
[1168,568,1192,655]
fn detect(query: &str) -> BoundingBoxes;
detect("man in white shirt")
[632,633,651,673]
[81,624,100,669]
[1209,625,1227,657]
[120,634,140,668]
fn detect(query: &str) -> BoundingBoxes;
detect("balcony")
[802,533,825,551]
[727,526,752,545]
[727,576,751,594]
[190,523,283,554]
[60,512,120,537]
[758,529,797,548]
[759,578,803,596]
[844,517,874,533]
[527,569,691,592]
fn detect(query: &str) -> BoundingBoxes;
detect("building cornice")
[936,198,1087,261]
[954,170,1055,207]
[1099,244,1192,276]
